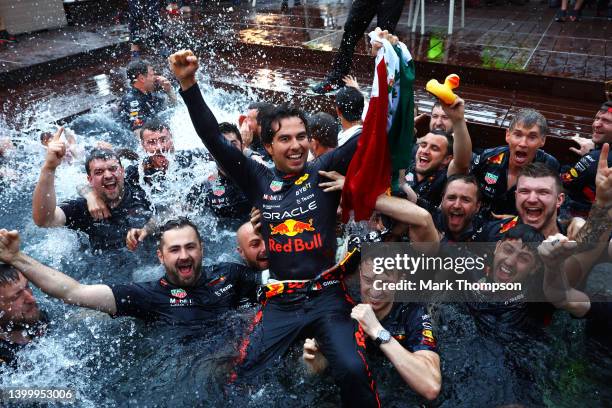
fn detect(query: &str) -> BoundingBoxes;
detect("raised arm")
[168,50,261,195]
[32,127,67,227]
[444,97,471,176]
[0,229,116,314]
[374,194,440,247]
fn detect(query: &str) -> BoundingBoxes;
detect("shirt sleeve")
[320,131,360,174]
[110,283,154,320]
[404,305,438,353]
[179,84,267,202]
[59,199,90,231]
[561,153,597,202]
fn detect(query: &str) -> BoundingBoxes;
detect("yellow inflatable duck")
[425,74,460,105]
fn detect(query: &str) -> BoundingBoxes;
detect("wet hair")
[218,122,243,145]
[335,86,364,122]
[139,117,171,141]
[248,102,276,126]
[425,129,453,156]
[518,162,563,194]
[600,101,612,113]
[260,104,309,145]
[0,264,20,287]
[431,101,442,114]
[508,109,548,138]
[40,132,53,145]
[126,59,151,83]
[309,112,338,148]
[85,148,122,176]
[501,223,545,253]
[158,217,202,249]
[443,174,481,202]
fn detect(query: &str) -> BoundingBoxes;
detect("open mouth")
[514,150,528,164]
[496,263,514,283]
[417,155,431,167]
[287,152,303,164]
[103,180,118,193]
[177,262,194,278]
[447,210,465,227]
[523,206,543,222]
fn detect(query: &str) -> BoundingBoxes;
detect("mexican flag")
[341,33,415,223]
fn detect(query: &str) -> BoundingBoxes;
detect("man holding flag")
[342,28,471,221]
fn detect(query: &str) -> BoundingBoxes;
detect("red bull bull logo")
[269,219,321,252]
[269,218,315,237]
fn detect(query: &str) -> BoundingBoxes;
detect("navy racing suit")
[180,83,380,408]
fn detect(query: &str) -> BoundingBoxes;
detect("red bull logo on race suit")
[269,218,322,252]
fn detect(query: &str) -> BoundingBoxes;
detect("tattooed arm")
[563,144,612,286]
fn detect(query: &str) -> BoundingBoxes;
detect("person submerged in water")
[0,264,48,367]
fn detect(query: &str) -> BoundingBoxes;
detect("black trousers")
[329,0,406,81]
[236,286,380,408]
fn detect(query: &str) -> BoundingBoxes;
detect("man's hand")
[43,127,66,171]
[250,207,262,234]
[0,137,13,156]
[342,75,360,90]
[569,135,595,156]
[96,141,114,150]
[126,228,149,251]
[302,338,328,374]
[240,119,253,149]
[85,191,110,220]
[369,28,389,55]
[156,75,173,93]
[318,170,345,192]
[351,304,384,339]
[168,50,199,90]
[0,229,20,264]
[537,233,577,268]
[440,97,465,124]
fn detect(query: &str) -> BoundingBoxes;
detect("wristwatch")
[374,329,392,346]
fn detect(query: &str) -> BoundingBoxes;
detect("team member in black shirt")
[562,102,612,217]
[434,174,485,243]
[471,108,559,218]
[32,131,152,251]
[118,60,176,132]
[0,219,258,326]
[404,97,472,213]
[303,254,441,401]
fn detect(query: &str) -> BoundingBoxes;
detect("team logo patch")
[171,288,187,299]
[499,216,519,234]
[295,173,309,185]
[421,329,436,347]
[561,172,573,183]
[488,152,504,164]
[270,180,283,192]
[570,168,578,177]
[213,185,225,196]
[484,172,499,184]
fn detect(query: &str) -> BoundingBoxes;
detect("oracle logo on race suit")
[262,200,317,221]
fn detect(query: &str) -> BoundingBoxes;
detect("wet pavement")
[0,0,607,162]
